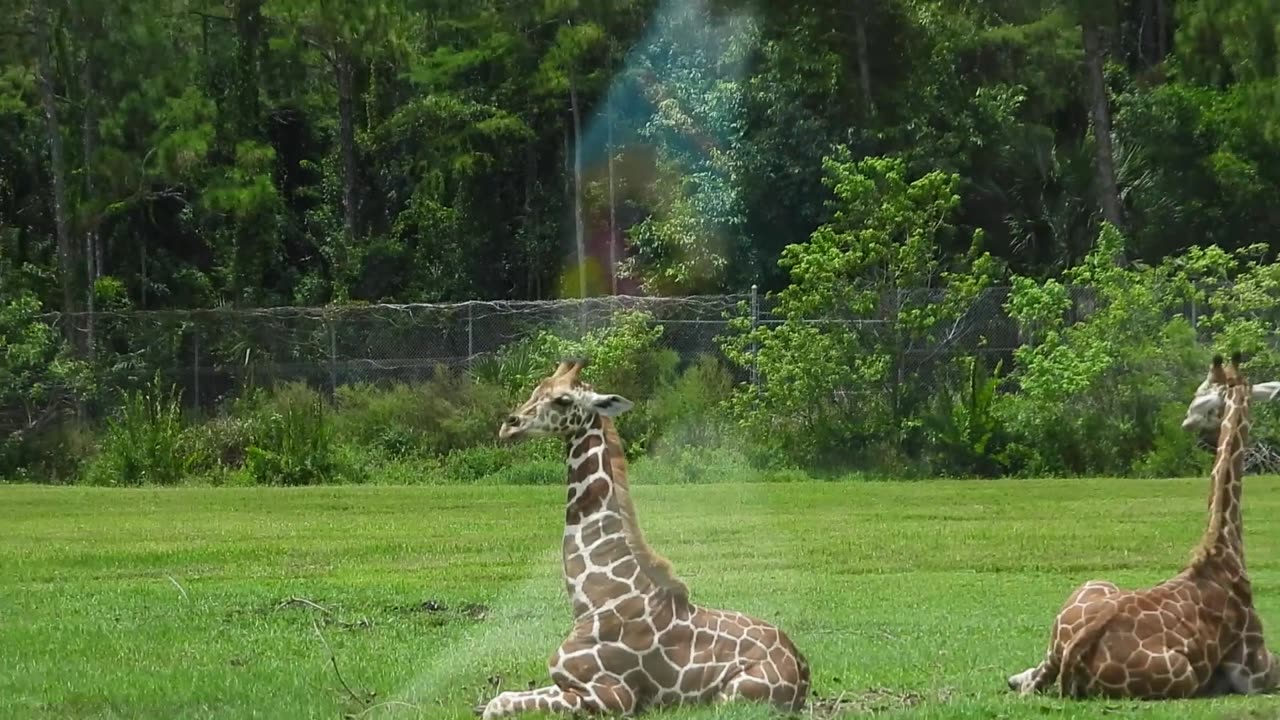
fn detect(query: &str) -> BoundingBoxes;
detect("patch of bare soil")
[807,686,956,717]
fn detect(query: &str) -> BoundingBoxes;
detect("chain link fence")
[35,284,1208,415]
[50,294,757,411]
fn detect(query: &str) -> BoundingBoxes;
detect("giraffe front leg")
[1217,610,1280,694]
[479,685,585,719]
[481,681,637,718]
[1010,581,1117,696]
[1008,647,1060,696]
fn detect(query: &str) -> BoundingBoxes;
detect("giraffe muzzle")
[498,417,524,441]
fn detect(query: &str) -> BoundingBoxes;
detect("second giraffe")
[1008,352,1280,698]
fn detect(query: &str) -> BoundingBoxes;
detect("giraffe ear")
[585,392,633,417]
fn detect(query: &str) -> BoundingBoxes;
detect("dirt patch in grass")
[392,598,491,622]
[808,686,956,717]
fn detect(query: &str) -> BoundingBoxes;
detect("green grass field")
[5,478,1280,719]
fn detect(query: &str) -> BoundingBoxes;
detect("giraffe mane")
[1190,381,1249,568]
[598,416,690,599]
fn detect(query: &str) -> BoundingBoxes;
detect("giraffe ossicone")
[1008,352,1280,698]
[480,358,810,718]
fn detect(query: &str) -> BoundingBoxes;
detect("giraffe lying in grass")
[478,358,810,718]
[1008,353,1280,698]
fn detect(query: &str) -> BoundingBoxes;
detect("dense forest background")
[4,0,1278,314]
[4,0,1280,486]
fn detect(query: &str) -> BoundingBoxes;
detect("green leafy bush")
[332,369,508,458]
[188,408,259,470]
[722,151,1003,467]
[1133,403,1215,479]
[86,381,196,487]
[470,310,679,454]
[634,445,809,484]
[1,420,96,484]
[483,459,563,486]
[647,354,735,451]
[244,383,352,486]
[440,442,561,484]
[923,356,1006,477]
[0,294,93,481]
[999,225,1205,476]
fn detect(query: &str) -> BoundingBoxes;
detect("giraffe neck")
[1194,386,1250,573]
[561,415,653,619]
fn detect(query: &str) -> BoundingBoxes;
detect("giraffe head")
[498,358,634,441]
[1182,352,1279,440]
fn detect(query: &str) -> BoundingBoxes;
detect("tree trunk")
[1082,19,1125,239]
[81,57,98,352]
[232,0,263,305]
[234,0,262,133]
[32,0,78,324]
[563,122,571,215]
[853,3,875,117]
[335,50,358,302]
[524,145,536,298]
[1155,0,1169,59]
[570,76,586,301]
[607,109,618,295]
[73,0,101,351]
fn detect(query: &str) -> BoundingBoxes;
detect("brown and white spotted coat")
[480,359,810,717]
[1008,353,1280,698]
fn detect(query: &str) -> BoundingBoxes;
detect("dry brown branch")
[311,617,371,710]
[165,575,189,601]
[275,596,332,614]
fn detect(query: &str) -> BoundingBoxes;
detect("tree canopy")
[2,0,1278,314]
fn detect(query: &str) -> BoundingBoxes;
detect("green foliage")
[2,0,1280,313]
[619,2,756,293]
[439,443,560,484]
[1133,403,1216,479]
[468,340,546,399]
[724,150,1001,466]
[481,458,564,486]
[1115,81,1280,262]
[0,294,92,428]
[12,0,1280,483]
[470,310,677,454]
[332,371,508,458]
[244,383,350,486]
[924,357,1006,477]
[0,294,93,479]
[633,445,763,485]
[85,380,194,487]
[472,310,668,396]
[1176,0,1280,86]
[1000,225,1205,476]
[0,420,96,485]
[647,354,735,451]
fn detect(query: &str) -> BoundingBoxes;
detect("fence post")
[467,302,474,363]
[192,330,200,412]
[750,284,760,392]
[327,314,338,397]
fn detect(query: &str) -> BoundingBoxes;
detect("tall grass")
[86,381,194,486]
[245,383,349,486]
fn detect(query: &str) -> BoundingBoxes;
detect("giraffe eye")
[552,395,572,406]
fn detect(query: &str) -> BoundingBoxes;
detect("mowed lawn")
[5,479,1280,719]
